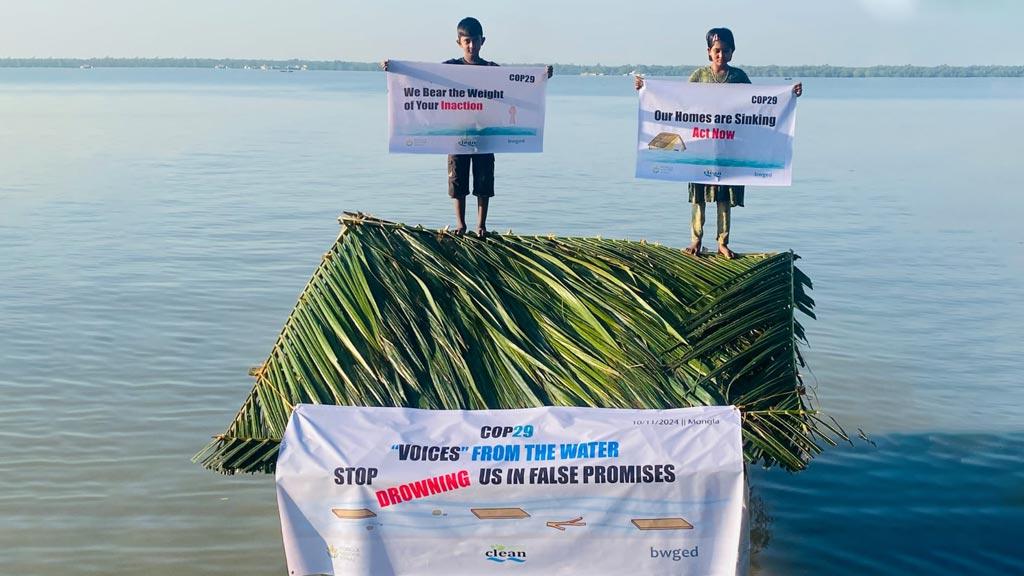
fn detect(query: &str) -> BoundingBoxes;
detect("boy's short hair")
[706,27,736,51]
[457,17,484,38]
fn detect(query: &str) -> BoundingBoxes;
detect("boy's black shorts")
[447,153,495,198]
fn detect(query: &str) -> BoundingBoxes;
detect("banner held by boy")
[387,60,548,154]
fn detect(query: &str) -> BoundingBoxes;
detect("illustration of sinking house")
[631,517,694,530]
[471,507,530,520]
[648,132,685,151]
[331,508,377,520]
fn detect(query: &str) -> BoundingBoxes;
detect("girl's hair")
[706,27,736,51]
[457,17,484,38]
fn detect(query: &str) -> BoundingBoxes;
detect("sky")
[2,0,1021,66]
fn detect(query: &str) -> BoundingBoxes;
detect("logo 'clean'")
[485,545,527,564]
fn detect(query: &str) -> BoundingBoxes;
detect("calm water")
[1,69,1022,575]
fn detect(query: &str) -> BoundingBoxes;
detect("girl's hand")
[793,82,803,97]
[546,65,553,78]
[380,60,390,71]
[634,75,645,91]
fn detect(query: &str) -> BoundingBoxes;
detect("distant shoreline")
[2,58,1023,77]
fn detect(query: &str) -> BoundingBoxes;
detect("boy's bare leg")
[685,201,704,255]
[453,197,467,235]
[716,201,734,259]
[476,196,489,237]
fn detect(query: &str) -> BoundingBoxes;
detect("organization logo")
[703,168,723,180]
[457,137,480,148]
[649,545,699,561]
[484,544,527,564]
[326,543,362,562]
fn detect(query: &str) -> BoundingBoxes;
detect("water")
[1,69,1022,574]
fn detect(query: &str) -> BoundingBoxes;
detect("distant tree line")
[0,58,379,71]
[2,58,1023,77]
[555,63,1024,78]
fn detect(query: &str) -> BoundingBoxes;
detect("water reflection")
[749,433,1024,575]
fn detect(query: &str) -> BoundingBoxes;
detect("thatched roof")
[195,213,843,475]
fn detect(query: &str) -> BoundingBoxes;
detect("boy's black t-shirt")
[441,57,498,165]
[443,57,498,66]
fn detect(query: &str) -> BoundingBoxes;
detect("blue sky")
[2,0,1020,66]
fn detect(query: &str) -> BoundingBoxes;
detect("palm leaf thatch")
[195,213,845,475]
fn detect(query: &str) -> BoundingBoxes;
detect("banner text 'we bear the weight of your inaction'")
[386,60,547,154]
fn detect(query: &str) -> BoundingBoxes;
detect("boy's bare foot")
[453,225,466,236]
[475,227,488,238]
[718,244,735,259]
[683,241,702,256]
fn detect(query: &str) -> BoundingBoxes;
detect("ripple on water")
[750,432,1024,575]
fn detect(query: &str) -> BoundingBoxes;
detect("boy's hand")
[380,59,390,71]
[792,82,803,97]
[546,65,553,78]
[634,75,645,91]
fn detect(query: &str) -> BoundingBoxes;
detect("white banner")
[276,405,746,576]
[637,79,797,186]
[386,60,547,154]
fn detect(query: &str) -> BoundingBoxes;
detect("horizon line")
[2,57,1023,69]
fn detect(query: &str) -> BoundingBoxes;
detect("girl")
[636,28,802,258]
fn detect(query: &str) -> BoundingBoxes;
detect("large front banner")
[637,79,797,186]
[386,60,547,154]
[276,405,746,576]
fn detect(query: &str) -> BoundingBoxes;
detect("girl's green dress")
[687,65,751,207]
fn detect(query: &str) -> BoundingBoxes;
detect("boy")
[443,17,499,237]
[384,17,552,237]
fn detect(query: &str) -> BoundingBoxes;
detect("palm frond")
[194,213,846,474]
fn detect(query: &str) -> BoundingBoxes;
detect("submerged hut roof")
[648,132,686,151]
[195,213,843,475]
